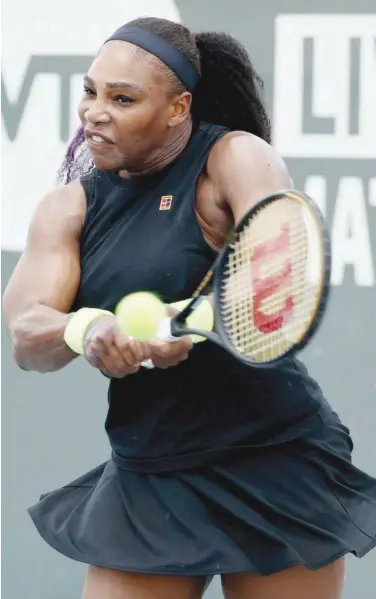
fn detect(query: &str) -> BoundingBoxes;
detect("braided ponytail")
[192,32,271,141]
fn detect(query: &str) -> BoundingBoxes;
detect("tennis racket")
[141,189,331,368]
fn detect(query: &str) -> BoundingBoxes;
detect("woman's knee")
[82,565,208,599]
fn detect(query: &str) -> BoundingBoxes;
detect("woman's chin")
[91,155,120,172]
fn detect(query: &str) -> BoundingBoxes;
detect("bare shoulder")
[35,180,87,221]
[208,131,292,192]
[3,180,87,322]
[208,131,290,172]
[195,132,292,247]
[29,180,87,243]
[206,131,293,222]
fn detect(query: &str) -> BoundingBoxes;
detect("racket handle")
[141,317,178,369]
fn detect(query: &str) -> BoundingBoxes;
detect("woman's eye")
[83,86,95,96]
[114,95,134,105]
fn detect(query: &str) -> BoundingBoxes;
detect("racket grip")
[141,317,178,369]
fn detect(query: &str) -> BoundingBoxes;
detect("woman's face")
[78,41,190,173]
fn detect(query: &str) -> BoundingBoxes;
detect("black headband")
[104,25,200,93]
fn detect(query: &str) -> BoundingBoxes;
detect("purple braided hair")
[57,126,94,185]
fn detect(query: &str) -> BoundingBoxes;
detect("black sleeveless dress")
[28,122,376,576]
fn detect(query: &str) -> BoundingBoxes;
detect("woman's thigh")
[222,558,345,599]
[82,565,208,599]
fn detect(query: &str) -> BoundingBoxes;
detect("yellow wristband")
[64,308,112,355]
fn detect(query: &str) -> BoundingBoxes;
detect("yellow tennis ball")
[115,292,167,340]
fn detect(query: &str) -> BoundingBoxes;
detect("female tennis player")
[3,17,376,599]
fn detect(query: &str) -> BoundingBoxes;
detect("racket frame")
[170,189,331,366]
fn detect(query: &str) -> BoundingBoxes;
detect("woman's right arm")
[3,182,86,373]
[3,180,194,375]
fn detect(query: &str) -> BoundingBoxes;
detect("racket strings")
[220,199,323,361]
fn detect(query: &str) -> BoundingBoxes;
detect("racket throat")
[173,295,206,325]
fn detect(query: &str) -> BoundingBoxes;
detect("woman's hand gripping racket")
[117,190,331,367]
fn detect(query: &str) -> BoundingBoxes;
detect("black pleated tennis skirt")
[28,407,376,576]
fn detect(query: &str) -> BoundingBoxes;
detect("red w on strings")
[251,225,294,333]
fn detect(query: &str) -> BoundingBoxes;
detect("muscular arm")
[2,182,86,373]
[207,131,293,222]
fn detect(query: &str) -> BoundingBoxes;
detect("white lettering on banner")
[304,176,327,216]
[304,177,375,287]
[331,178,374,287]
[273,13,375,289]
[273,15,376,158]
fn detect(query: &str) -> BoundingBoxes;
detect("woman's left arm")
[206,131,293,222]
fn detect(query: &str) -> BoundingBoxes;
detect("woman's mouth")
[85,130,115,150]
[86,132,115,153]
[91,135,107,144]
